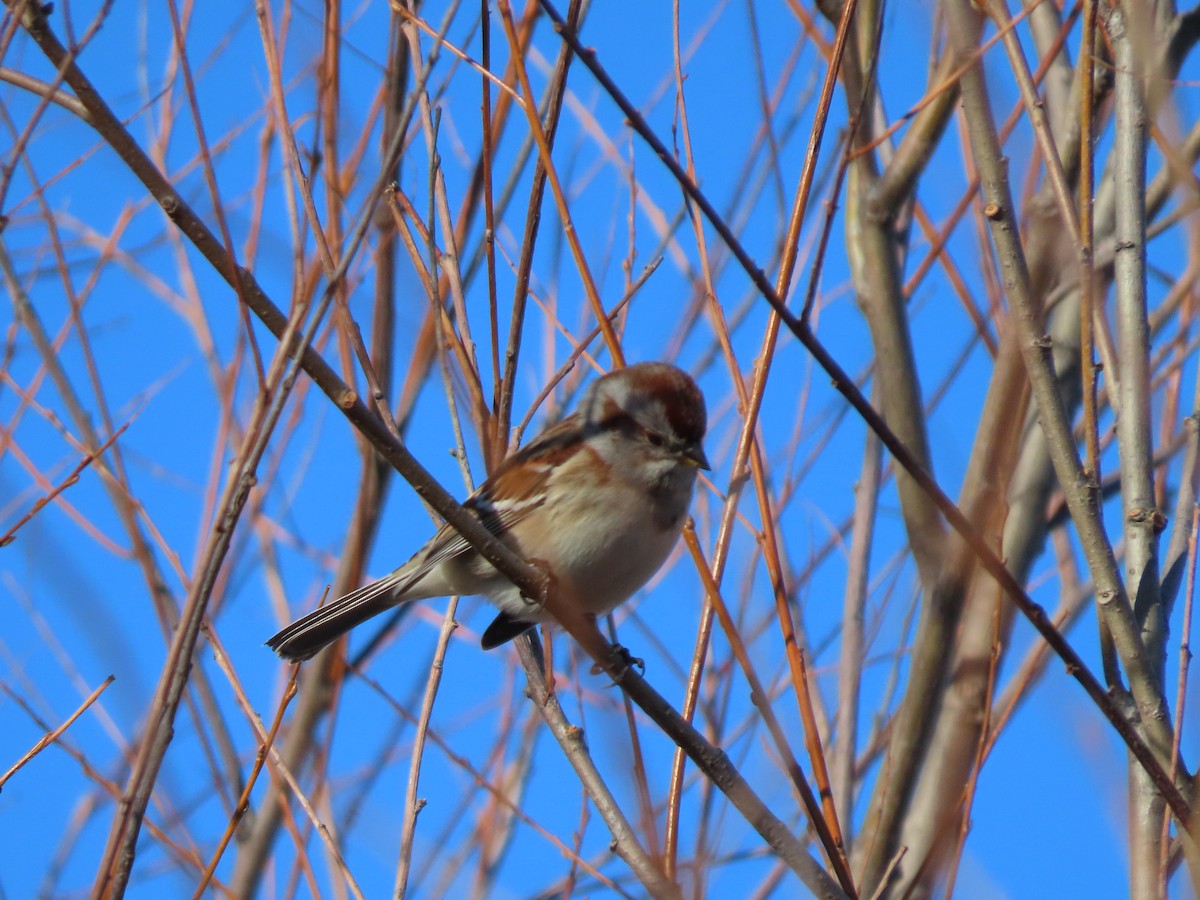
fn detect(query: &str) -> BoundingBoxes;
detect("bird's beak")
[683,443,711,470]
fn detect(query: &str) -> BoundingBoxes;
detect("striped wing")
[394,413,585,586]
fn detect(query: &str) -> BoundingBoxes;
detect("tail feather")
[267,572,409,661]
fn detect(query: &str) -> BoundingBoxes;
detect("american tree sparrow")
[267,362,709,661]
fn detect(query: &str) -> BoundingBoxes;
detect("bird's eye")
[645,431,666,447]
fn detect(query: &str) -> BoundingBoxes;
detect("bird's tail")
[267,571,414,661]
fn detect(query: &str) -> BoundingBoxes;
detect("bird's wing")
[395,414,585,590]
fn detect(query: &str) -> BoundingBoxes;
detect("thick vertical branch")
[1110,4,1168,893]
[841,20,947,588]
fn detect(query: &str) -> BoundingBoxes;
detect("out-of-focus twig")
[0,674,114,790]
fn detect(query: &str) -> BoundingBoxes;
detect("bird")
[266,361,710,661]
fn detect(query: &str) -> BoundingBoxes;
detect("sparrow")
[267,361,709,661]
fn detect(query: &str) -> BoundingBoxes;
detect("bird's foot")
[591,642,645,682]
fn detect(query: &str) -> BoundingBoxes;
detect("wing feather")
[389,414,586,585]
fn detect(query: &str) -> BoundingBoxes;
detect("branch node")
[1128,507,1168,532]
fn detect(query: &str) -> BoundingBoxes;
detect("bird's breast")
[516,464,689,616]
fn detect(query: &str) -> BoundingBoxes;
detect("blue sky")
[2,0,1199,897]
